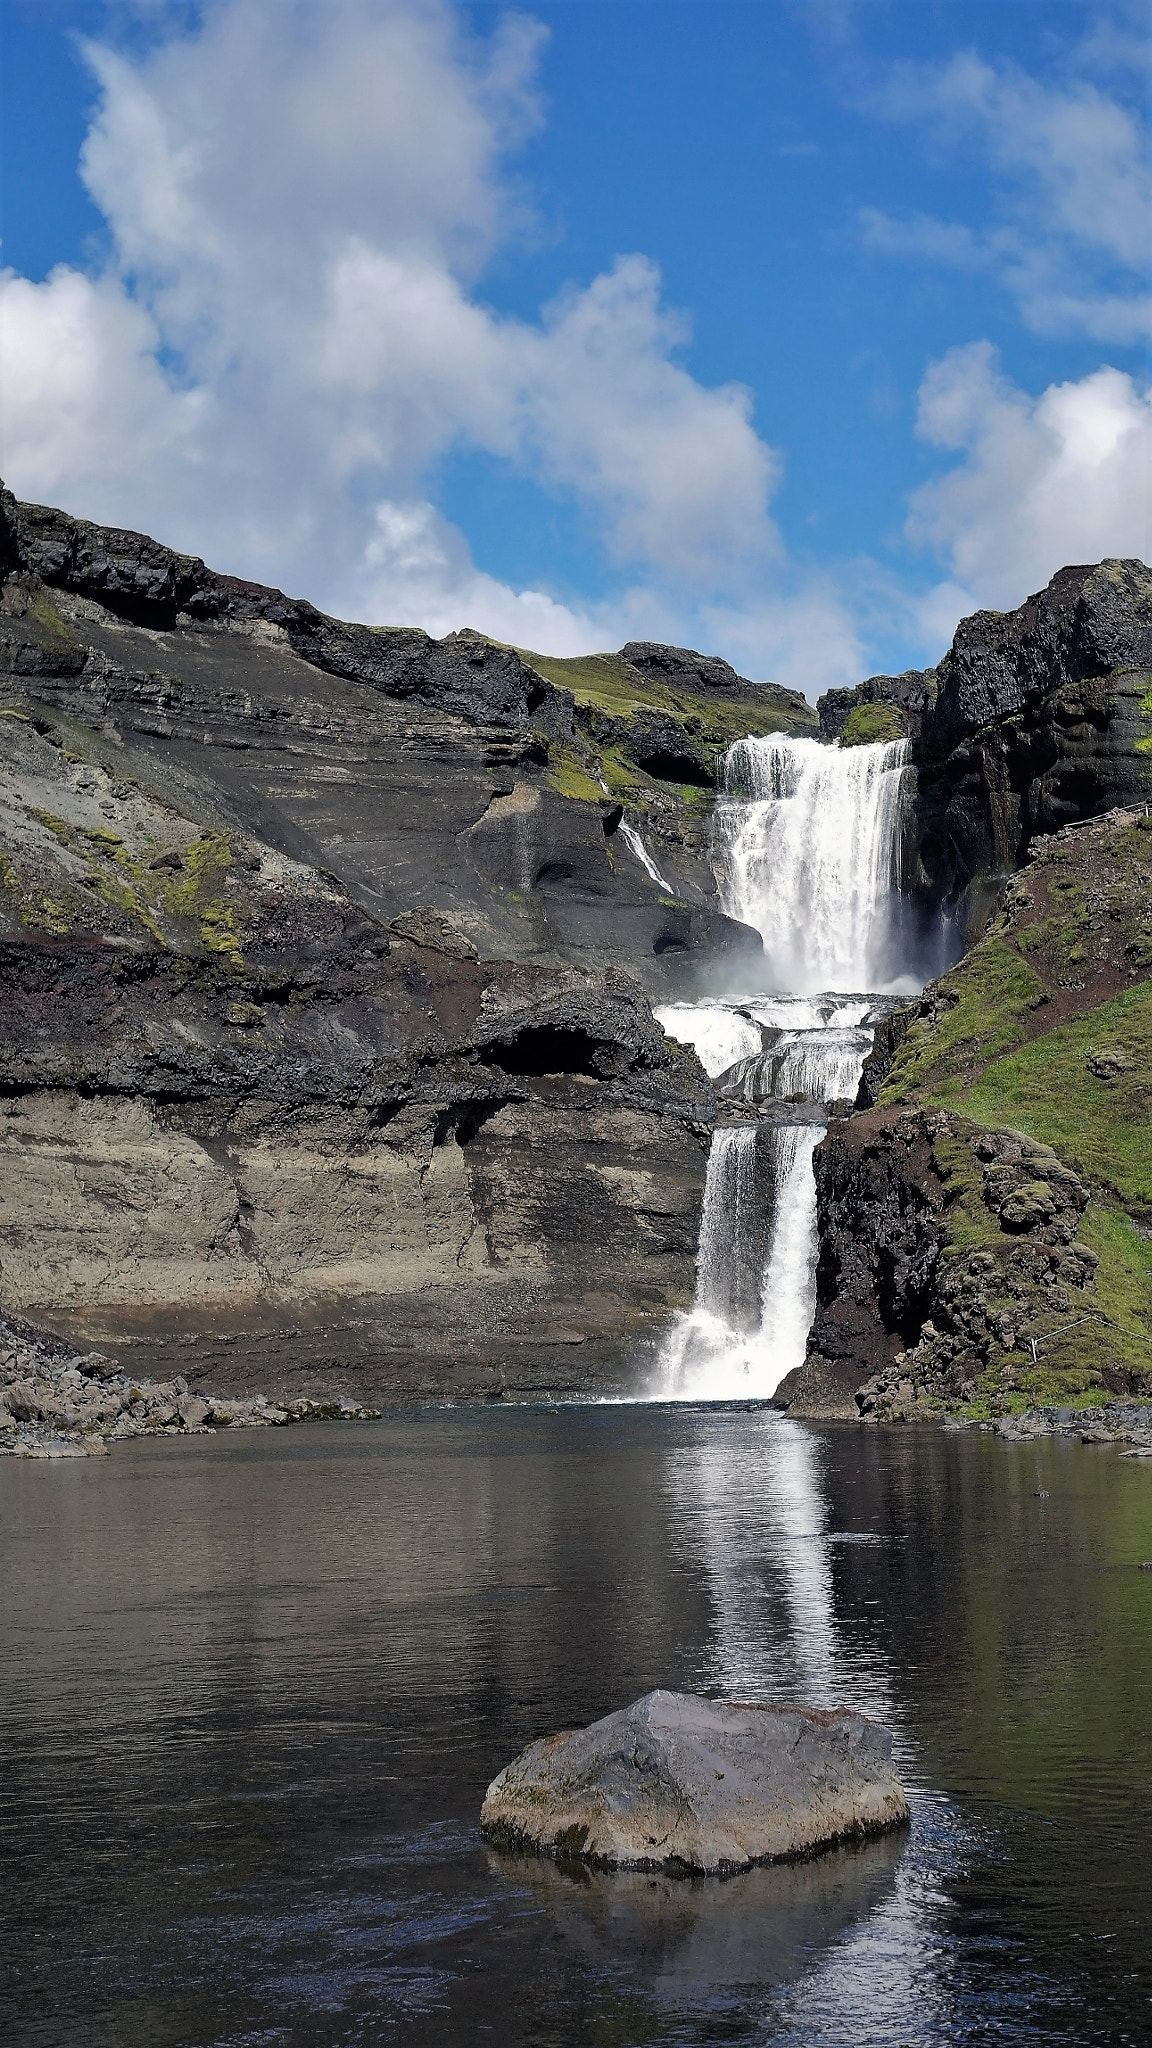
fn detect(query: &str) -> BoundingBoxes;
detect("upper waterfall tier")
[717,736,913,995]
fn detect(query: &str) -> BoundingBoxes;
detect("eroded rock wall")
[0,927,717,1399]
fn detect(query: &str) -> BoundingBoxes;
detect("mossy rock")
[840,702,908,748]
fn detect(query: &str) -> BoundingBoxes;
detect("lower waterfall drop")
[654,731,918,1402]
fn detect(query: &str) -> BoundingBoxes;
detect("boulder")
[480,1689,908,1873]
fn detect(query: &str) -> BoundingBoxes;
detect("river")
[2,1407,1150,2045]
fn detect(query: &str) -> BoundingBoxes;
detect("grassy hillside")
[878,809,1152,1408]
[517,645,818,746]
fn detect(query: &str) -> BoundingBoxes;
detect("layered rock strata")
[0,481,805,995]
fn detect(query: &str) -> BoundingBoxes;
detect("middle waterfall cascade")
[653,732,918,1402]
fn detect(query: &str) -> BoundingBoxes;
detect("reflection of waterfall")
[653,734,921,1404]
[662,1413,896,1721]
[719,735,912,994]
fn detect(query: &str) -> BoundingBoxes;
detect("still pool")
[2,1406,1151,2045]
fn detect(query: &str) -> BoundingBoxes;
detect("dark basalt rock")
[2,485,558,731]
[621,708,715,787]
[0,478,767,998]
[773,1106,1124,1422]
[923,559,1152,757]
[819,671,931,743]
[773,1110,947,1417]
[817,559,1152,920]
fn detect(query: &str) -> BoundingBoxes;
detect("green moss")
[598,746,642,799]
[514,645,817,741]
[545,747,604,804]
[29,807,73,848]
[881,941,1044,1103]
[840,702,908,747]
[14,813,247,956]
[958,984,1152,1216]
[27,590,79,652]
[929,1130,1001,1253]
[157,831,245,954]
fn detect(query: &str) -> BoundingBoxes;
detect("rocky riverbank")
[0,1310,373,1458]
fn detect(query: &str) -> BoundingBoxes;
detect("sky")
[0,0,1148,696]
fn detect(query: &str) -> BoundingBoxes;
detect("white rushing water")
[718,734,912,994]
[618,820,673,892]
[654,733,917,1402]
[659,1124,823,1401]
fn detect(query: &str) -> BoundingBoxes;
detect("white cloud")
[0,0,779,655]
[907,342,1152,606]
[868,52,1151,343]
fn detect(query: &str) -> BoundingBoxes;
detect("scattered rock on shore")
[480,1689,909,1873]
[0,1311,374,1458]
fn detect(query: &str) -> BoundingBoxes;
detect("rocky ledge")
[480,1689,908,1873]
[0,1310,371,1458]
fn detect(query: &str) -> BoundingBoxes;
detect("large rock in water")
[480,1690,908,1872]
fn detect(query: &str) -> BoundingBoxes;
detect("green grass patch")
[1136,684,1152,754]
[840,702,908,747]
[929,1130,1001,1254]
[958,983,1152,1215]
[545,746,604,804]
[881,940,1044,1103]
[514,645,817,742]
[27,590,80,653]
[598,746,642,799]
[1079,1205,1152,1375]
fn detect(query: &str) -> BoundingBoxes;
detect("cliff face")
[2,481,799,1400]
[818,560,1152,925]
[779,805,1152,1421]
[0,484,814,997]
[5,477,1149,1422]
[0,699,718,1399]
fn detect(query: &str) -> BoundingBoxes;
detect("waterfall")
[618,821,673,892]
[654,733,919,1403]
[659,1124,822,1402]
[718,735,911,994]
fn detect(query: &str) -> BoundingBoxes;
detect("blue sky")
[0,0,1148,693]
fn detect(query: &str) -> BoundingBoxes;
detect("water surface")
[3,1406,1151,2045]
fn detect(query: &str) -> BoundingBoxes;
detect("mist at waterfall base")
[654,735,930,1404]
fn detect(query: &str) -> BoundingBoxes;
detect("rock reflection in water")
[488,1829,906,2004]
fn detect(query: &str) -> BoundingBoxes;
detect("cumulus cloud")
[908,342,1152,606]
[866,52,1151,342]
[0,0,779,652]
